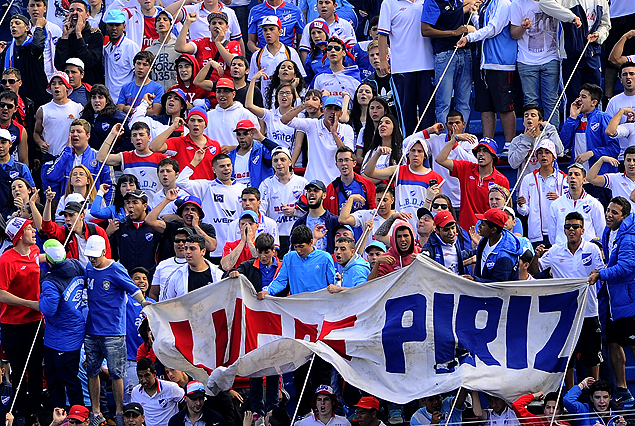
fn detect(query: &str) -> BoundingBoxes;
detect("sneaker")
[612,389,634,408]
[387,409,403,425]
[90,414,107,426]
[501,142,511,158]
[115,413,124,426]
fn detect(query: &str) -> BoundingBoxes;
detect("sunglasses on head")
[326,45,342,51]
[564,223,583,230]
[1,78,18,85]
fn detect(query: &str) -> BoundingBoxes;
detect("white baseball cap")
[85,235,106,257]
[259,16,282,28]
[0,129,11,141]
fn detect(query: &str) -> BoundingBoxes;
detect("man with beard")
[605,62,635,161]
[168,381,227,426]
[103,10,139,101]
[291,180,339,253]
[282,96,355,184]
[145,188,218,259]
[367,219,420,279]
[54,0,103,85]
[131,358,183,426]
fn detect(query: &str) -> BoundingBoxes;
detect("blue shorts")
[84,335,127,380]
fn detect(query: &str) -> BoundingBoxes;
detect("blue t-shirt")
[125,296,146,361]
[421,0,466,54]
[85,261,141,336]
[248,2,305,48]
[338,179,366,239]
[117,80,165,109]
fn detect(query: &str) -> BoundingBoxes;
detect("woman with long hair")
[264,60,307,109]
[348,82,377,136]
[81,84,130,151]
[356,96,389,163]
[3,177,37,219]
[304,19,331,84]
[90,174,140,221]
[361,114,403,181]
[247,69,297,152]
[55,165,99,224]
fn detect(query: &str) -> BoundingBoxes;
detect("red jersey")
[142,16,159,50]
[450,159,510,230]
[170,82,212,105]
[191,39,242,79]
[165,134,221,180]
[0,245,43,325]
[222,240,254,267]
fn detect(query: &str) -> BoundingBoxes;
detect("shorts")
[605,14,635,69]
[474,69,515,113]
[568,316,602,369]
[84,335,127,380]
[606,316,635,347]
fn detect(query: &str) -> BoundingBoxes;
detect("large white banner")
[145,256,588,403]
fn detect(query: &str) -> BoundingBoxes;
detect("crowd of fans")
[1,0,635,425]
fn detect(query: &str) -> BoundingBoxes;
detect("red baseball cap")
[475,208,508,228]
[233,119,257,132]
[354,396,380,411]
[434,210,455,228]
[68,405,89,422]
[216,77,235,91]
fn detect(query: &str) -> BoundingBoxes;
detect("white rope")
[0,0,17,27]
[290,354,316,426]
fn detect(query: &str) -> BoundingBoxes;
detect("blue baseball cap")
[365,241,387,253]
[104,9,125,23]
[323,96,343,109]
[240,210,259,223]
[176,195,205,219]
[161,88,187,110]
[333,224,354,235]
[472,137,499,164]
[305,180,326,192]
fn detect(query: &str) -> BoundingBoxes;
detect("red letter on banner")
[245,307,283,353]
[295,319,318,342]
[169,320,213,373]
[317,315,357,360]
[212,309,228,366]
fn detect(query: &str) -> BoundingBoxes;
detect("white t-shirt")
[480,239,500,274]
[604,172,635,209]
[156,256,187,301]
[259,173,308,237]
[605,93,635,159]
[377,0,434,73]
[361,147,391,174]
[234,149,252,186]
[510,0,559,65]
[182,3,242,41]
[351,209,387,250]
[131,379,184,426]
[440,239,459,273]
[262,108,296,150]
[574,117,589,170]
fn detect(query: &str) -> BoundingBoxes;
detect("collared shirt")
[297,413,351,426]
[248,0,306,48]
[165,134,222,180]
[260,257,278,288]
[548,191,606,246]
[538,239,604,317]
[604,172,635,209]
[131,379,184,426]
[103,35,140,100]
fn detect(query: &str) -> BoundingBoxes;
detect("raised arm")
[145,188,176,233]
[435,137,456,172]
[245,70,267,118]
[364,146,398,180]
[193,61,218,92]
[609,30,635,66]
[150,117,184,153]
[97,123,124,165]
[338,194,364,226]
[587,156,618,187]
[174,13,197,54]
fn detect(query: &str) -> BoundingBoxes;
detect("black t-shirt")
[188,268,213,293]
[235,83,264,108]
[159,221,217,261]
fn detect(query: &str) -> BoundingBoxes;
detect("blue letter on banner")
[382,294,427,374]
[456,295,503,366]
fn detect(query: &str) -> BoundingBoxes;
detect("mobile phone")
[430,179,438,186]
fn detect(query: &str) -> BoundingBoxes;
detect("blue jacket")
[292,209,341,253]
[342,254,371,287]
[46,146,113,204]
[564,385,622,426]
[88,111,130,152]
[562,2,606,58]
[39,259,87,351]
[227,137,278,189]
[561,108,619,175]
[600,213,635,320]
[0,158,34,211]
[265,248,335,295]
[471,0,517,70]
[474,229,524,282]
[421,232,475,275]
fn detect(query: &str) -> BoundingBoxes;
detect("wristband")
[422,129,430,139]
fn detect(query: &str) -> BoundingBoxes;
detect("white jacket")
[163,260,224,301]
[517,168,568,242]
[549,191,606,246]
[205,101,259,146]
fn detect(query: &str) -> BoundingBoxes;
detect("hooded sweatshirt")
[377,220,421,277]
[205,101,259,146]
[172,53,212,105]
[474,229,524,282]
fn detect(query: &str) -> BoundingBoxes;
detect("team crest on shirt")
[91,159,98,167]
[9,134,16,143]
[410,190,416,197]
[583,205,591,214]
[591,123,600,132]
[158,399,167,408]
[292,190,301,198]
[114,52,121,61]
[582,253,592,266]
[214,194,224,202]
[145,233,153,241]
[488,182,496,189]
[9,171,18,179]
[209,146,217,155]
[282,13,292,21]
[140,170,146,176]
[486,261,495,269]
[1,396,9,405]
[103,280,111,290]
[102,122,110,131]
[252,155,260,164]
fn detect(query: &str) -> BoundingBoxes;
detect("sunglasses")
[564,223,583,230]
[432,203,448,210]
[1,78,18,85]
[174,238,188,244]
[326,45,342,51]
[0,102,14,109]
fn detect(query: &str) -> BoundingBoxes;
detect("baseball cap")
[434,210,455,228]
[0,129,11,141]
[472,138,499,164]
[519,249,533,264]
[305,180,326,192]
[355,396,380,411]
[475,208,508,229]
[365,241,386,253]
[10,14,29,26]
[216,77,235,91]
[207,10,228,23]
[46,71,73,95]
[85,235,107,257]
[259,15,282,28]
[176,195,205,219]
[174,227,194,239]
[67,405,89,422]
[333,224,354,235]
[5,217,33,245]
[309,19,329,37]
[65,57,85,71]
[61,201,85,215]
[271,146,292,160]
[123,403,144,416]
[187,106,208,126]
[311,384,337,408]
[123,189,148,203]
[156,9,174,22]
[186,380,206,398]
[104,9,125,23]
[240,210,259,223]
[234,119,257,132]
[44,239,67,264]
[417,207,434,220]
[323,96,343,109]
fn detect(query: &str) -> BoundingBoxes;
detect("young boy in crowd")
[513,391,570,426]
[117,51,164,115]
[472,390,521,426]
[564,378,626,426]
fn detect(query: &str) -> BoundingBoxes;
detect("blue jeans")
[434,48,472,125]
[84,335,127,380]
[517,59,561,128]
